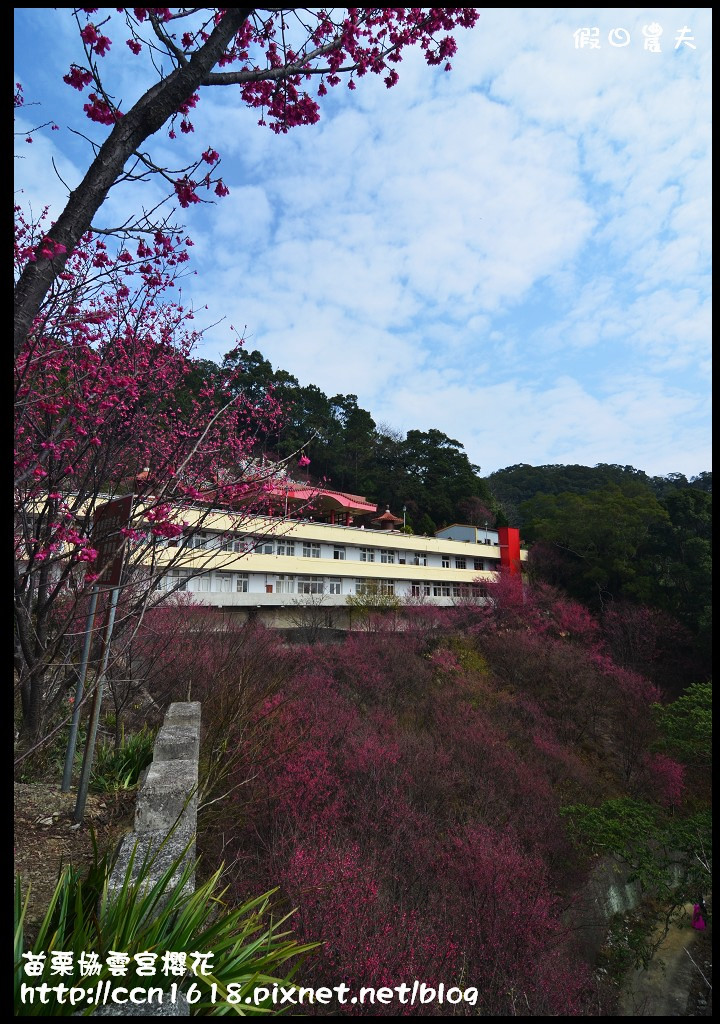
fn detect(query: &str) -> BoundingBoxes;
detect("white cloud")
[14,8,712,480]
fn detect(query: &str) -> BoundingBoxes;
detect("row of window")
[412,583,487,598]
[182,532,490,570]
[276,575,342,595]
[160,570,489,600]
[161,570,249,593]
[353,580,487,598]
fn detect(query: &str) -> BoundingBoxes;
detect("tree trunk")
[14,8,253,358]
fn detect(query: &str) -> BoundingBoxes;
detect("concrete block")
[165,702,201,727]
[134,760,197,835]
[93,701,202,1017]
[108,828,196,903]
[153,722,201,763]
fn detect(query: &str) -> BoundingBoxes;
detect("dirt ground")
[14,783,135,945]
[619,903,712,1016]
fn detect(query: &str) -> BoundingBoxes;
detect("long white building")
[154,486,526,627]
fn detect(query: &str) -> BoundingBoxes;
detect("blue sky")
[14,8,712,479]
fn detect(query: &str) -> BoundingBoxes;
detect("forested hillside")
[487,462,711,516]
[144,578,711,1016]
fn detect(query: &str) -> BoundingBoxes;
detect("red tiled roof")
[372,509,403,523]
[268,485,377,513]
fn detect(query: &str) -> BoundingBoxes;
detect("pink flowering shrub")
[208,625,610,1015]
[643,753,686,807]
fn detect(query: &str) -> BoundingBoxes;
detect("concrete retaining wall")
[97,702,202,1016]
[109,701,201,900]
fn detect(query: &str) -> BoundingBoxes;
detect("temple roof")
[270,485,377,514]
[374,505,403,524]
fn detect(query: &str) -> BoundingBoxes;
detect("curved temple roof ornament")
[371,508,404,530]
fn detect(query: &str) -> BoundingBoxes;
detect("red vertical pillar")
[498,526,521,575]
[330,511,336,525]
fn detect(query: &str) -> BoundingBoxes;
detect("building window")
[360,548,375,562]
[236,573,249,593]
[276,575,295,594]
[333,547,345,560]
[473,558,483,571]
[327,578,342,595]
[302,542,321,558]
[455,557,467,570]
[356,579,394,596]
[166,569,188,591]
[441,555,450,569]
[277,540,295,556]
[257,539,274,555]
[433,582,451,597]
[193,574,211,592]
[221,534,243,553]
[452,583,487,599]
[380,549,395,564]
[411,583,432,597]
[413,553,427,567]
[215,573,232,593]
[298,576,324,595]
[186,531,211,549]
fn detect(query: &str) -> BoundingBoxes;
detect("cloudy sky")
[14,8,711,479]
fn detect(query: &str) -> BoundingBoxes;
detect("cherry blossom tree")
[14,203,289,740]
[14,7,480,357]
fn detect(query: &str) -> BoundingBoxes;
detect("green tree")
[562,798,711,964]
[346,583,401,631]
[492,463,658,511]
[646,489,712,649]
[329,395,378,494]
[652,682,712,771]
[522,484,669,608]
[400,429,487,527]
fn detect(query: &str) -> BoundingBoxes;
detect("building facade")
[154,489,526,627]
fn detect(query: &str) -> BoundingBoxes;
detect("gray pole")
[61,584,100,791]
[73,587,120,824]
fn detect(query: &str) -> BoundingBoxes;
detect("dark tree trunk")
[14,8,253,358]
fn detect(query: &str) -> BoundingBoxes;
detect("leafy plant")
[15,834,318,1016]
[652,682,712,769]
[90,725,156,793]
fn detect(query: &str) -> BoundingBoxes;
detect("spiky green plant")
[90,725,156,793]
[15,834,318,1016]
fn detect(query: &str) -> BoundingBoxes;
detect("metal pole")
[61,584,100,791]
[73,587,119,824]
